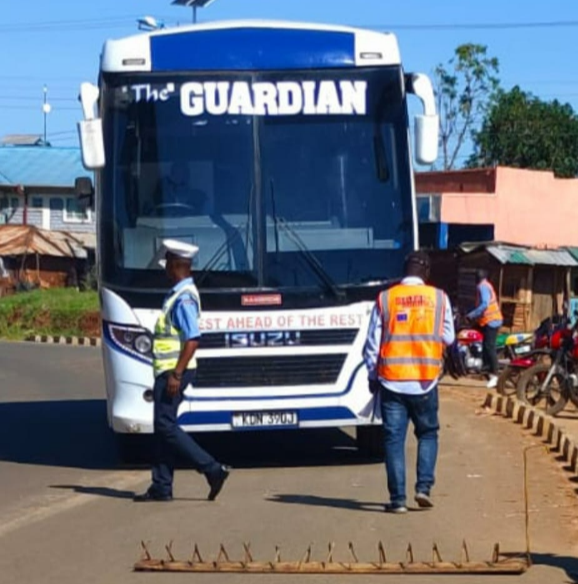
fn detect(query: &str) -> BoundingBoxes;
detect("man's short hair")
[475,268,489,283]
[404,250,431,274]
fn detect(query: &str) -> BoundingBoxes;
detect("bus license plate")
[232,411,298,429]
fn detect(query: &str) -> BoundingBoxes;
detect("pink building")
[416,166,578,249]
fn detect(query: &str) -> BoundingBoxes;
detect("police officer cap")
[159,239,199,267]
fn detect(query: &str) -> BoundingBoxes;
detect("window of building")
[0,197,19,212]
[64,197,91,223]
[31,197,43,209]
[49,197,64,211]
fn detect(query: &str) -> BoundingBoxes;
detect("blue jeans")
[151,371,219,497]
[381,386,439,507]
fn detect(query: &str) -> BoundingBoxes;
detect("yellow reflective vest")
[152,283,202,378]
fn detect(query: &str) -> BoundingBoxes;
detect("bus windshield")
[100,66,413,292]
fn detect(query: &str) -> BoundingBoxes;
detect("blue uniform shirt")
[362,277,455,395]
[167,277,201,342]
[467,281,502,328]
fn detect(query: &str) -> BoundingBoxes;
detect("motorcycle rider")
[467,269,503,389]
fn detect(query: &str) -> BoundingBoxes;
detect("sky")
[2,0,578,165]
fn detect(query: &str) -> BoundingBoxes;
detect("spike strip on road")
[134,541,529,574]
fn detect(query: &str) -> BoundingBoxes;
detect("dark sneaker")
[415,492,434,508]
[133,490,173,503]
[206,465,231,501]
[384,503,408,514]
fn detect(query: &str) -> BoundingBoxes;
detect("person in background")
[134,239,230,502]
[467,269,503,389]
[363,251,455,513]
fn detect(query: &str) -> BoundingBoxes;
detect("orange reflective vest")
[377,284,445,382]
[478,281,502,327]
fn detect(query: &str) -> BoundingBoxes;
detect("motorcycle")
[515,314,578,416]
[444,313,534,381]
[496,315,565,396]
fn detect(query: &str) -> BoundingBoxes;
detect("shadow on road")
[0,399,380,470]
[195,429,378,469]
[0,399,116,469]
[49,485,210,502]
[267,493,430,513]
[50,484,135,499]
[531,553,578,583]
[267,493,382,513]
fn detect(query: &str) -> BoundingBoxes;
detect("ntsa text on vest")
[394,295,436,308]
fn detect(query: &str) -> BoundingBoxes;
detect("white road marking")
[0,471,146,538]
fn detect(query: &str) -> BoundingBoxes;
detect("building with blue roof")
[0,143,94,235]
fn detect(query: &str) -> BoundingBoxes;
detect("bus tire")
[356,425,384,458]
[116,434,152,466]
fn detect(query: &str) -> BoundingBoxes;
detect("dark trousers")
[381,387,439,507]
[482,325,499,375]
[151,370,219,497]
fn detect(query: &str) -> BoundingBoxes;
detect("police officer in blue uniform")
[134,239,230,502]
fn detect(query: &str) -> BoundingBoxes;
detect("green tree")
[434,44,500,170]
[468,86,578,178]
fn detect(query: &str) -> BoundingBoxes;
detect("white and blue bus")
[77,20,439,458]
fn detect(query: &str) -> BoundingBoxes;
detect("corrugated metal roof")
[0,225,90,258]
[2,135,45,146]
[522,248,578,266]
[0,146,85,187]
[566,247,578,262]
[460,242,578,266]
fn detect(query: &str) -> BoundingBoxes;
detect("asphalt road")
[0,341,577,584]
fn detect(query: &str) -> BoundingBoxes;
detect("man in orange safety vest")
[363,251,455,513]
[466,269,503,389]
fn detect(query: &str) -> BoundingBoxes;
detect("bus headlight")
[107,324,153,362]
[134,334,152,355]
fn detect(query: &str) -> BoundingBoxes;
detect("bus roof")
[101,20,401,74]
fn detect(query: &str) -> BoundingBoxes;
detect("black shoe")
[206,465,231,501]
[133,490,173,503]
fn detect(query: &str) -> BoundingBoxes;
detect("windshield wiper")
[194,220,245,287]
[275,215,345,301]
[195,186,254,287]
[269,179,343,300]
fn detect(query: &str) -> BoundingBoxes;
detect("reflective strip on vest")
[478,282,503,326]
[153,284,202,377]
[377,284,445,382]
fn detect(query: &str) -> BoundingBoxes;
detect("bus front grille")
[195,354,347,388]
[200,329,358,349]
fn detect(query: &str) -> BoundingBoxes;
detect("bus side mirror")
[406,73,439,166]
[75,176,94,209]
[78,82,105,170]
[414,115,439,166]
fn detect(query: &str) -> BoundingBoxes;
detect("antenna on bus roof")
[171,0,218,24]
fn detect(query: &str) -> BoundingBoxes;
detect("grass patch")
[0,288,100,340]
